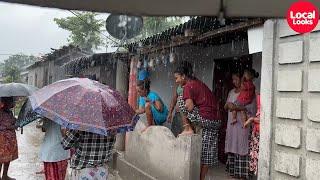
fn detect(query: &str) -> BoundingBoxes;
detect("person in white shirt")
[39,118,70,180]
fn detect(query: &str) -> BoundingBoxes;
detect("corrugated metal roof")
[64,53,128,75]
[27,45,84,69]
[126,17,262,52]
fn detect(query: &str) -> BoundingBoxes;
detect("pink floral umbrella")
[29,78,138,136]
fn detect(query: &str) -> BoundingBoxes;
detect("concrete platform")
[112,151,235,180]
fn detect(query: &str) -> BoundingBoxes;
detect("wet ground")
[6,124,236,180]
[8,124,44,180]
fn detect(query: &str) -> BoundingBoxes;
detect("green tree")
[54,12,105,52]
[141,17,183,38]
[4,66,20,83]
[2,54,37,83]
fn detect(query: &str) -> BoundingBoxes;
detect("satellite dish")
[106,14,143,40]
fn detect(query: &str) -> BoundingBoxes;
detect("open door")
[213,55,252,164]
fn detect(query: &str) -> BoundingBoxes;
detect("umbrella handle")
[21,127,23,134]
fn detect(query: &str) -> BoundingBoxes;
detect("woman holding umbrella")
[0,97,18,180]
[29,78,138,179]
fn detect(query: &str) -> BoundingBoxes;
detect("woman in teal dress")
[135,80,168,132]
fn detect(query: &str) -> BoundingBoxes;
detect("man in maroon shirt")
[174,61,221,180]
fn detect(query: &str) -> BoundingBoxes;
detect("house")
[27,45,87,88]
[112,18,320,180]
[64,52,129,90]
[20,65,30,84]
[111,17,264,180]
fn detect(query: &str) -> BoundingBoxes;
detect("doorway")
[213,55,253,164]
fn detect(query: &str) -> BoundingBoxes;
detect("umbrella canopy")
[16,99,41,128]
[1,0,319,17]
[0,83,38,97]
[29,78,138,136]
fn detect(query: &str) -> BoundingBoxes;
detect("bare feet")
[179,129,194,136]
[141,126,150,133]
[179,124,194,136]
[35,169,45,174]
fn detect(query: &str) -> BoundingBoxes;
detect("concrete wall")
[258,19,320,180]
[123,115,202,180]
[28,64,46,88]
[27,51,86,87]
[100,64,117,88]
[77,63,117,88]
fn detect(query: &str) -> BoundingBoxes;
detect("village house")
[27,45,87,88]
[63,52,129,91]
[108,17,320,180]
[21,17,320,180]
[20,65,30,84]
[108,17,264,180]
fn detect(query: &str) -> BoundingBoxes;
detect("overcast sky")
[0,2,109,62]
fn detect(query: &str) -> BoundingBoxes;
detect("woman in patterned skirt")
[244,94,261,176]
[0,97,18,180]
[174,61,221,180]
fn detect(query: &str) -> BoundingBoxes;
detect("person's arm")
[253,117,260,124]
[185,99,195,112]
[135,97,146,115]
[61,127,67,137]
[153,100,163,112]
[168,86,178,117]
[135,108,145,115]
[61,129,80,150]
[228,103,246,111]
[183,84,195,112]
[41,119,49,132]
[146,93,163,112]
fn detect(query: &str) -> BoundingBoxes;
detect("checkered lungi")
[201,119,221,166]
[177,95,221,166]
[226,153,250,179]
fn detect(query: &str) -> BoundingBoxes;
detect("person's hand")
[61,128,67,137]
[253,117,260,124]
[135,109,142,116]
[226,102,236,111]
[243,117,254,128]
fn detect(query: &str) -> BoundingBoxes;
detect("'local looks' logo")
[287,1,319,33]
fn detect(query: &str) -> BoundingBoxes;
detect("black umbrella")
[0,83,38,97]
[16,99,41,128]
